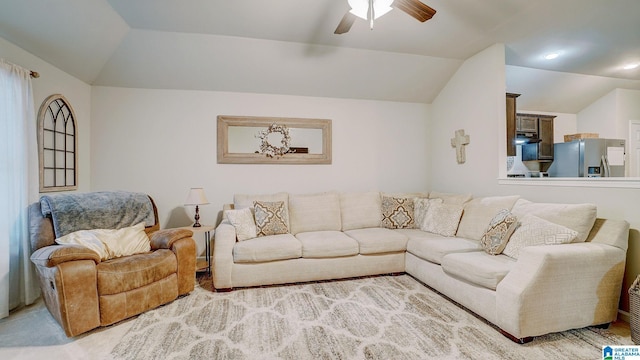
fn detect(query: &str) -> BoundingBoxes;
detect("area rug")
[109,275,630,359]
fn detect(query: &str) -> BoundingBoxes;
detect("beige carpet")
[109,275,630,360]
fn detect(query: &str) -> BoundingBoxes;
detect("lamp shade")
[184,188,209,206]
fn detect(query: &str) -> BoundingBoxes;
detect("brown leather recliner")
[29,195,196,337]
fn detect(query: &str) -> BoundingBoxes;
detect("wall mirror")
[217,115,332,164]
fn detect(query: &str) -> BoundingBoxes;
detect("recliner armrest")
[30,244,101,267]
[149,228,193,250]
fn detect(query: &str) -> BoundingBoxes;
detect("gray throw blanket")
[40,191,156,238]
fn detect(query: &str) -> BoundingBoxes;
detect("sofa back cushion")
[428,191,472,205]
[288,192,342,234]
[456,195,520,240]
[510,199,597,243]
[339,192,382,231]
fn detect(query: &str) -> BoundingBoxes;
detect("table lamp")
[184,187,209,227]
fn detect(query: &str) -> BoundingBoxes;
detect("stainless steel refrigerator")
[547,138,626,177]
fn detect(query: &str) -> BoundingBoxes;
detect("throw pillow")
[479,209,518,255]
[224,207,257,241]
[413,198,443,230]
[420,202,464,237]
[254,200,290,237]
[55,222,150,261]
[502,214,578,259]
[381,196,415,229]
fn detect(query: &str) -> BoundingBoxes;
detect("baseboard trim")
[619,309,631,324]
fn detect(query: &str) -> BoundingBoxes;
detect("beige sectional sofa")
[213,190,629,342]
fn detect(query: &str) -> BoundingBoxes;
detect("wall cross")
[450,129,470,164]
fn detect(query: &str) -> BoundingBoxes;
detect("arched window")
[38,94,77,192]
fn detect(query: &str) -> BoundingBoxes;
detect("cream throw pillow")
[414,198,443,230]
[510,199,596,243]
[224,207,257,241]
[502,214,578,259]
[55,222,150,261]
[479,209,518,255]
[420,202,464,237]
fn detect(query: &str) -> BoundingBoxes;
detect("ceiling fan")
[335,0,436,34]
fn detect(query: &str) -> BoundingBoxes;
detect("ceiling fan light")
[348,0,394,20]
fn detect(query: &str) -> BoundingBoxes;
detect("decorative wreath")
[256,123,291,158]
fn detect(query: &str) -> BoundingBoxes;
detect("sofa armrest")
[170,237,197,295]
[213,222,236,289]
[31,244,101,267]
[496,242,626,339]
[149,228,193,250]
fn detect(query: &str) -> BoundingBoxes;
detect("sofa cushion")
[441,252,516,290]
[344,228,409,254]
[420,202,464,237]
[428,191,472,205]
[502,214,578,259]
[254,201,290,237]
[456,195,520,240]
[381,196,415,229]
[479,209,518,255]
[404,231,481,264]
[339,192,382,231]
[223,207,257,241]
[510,198,596,243]
[97,249,177,295]
[289,192,342,235]
[233,233,302,263]
[296,231,359,258]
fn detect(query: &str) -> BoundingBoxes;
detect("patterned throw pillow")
[414,198,443,230]
[253,200,290,237]
[224,207,257,241]
[479,209,518,255]
[420,202,464,237]
[381,196,415,229]
[502,214,578,259]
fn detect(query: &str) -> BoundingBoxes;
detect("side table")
[179,225,214,276]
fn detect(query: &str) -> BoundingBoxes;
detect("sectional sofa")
[212,190,629,343]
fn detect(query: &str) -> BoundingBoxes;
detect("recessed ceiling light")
[544,53,559,60]
[623,63,639,70]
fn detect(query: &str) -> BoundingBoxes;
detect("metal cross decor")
[450,129,470,164]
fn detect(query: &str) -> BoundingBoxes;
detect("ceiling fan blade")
[334,12,357,34]
[392,0,436,22]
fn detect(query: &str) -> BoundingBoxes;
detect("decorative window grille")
[38,94,77,192]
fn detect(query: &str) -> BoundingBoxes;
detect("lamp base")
[193,205,202,227]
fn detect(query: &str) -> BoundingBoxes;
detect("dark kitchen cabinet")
[520,113,556,161]
[506,93,520,156]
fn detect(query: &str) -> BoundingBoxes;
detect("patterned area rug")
[109,275,629,359]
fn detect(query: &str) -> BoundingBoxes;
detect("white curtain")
[0,59,40,319]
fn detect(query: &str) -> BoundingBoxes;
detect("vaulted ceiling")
[1,0,639,112]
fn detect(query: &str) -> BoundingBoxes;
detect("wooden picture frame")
[217,115,332,164]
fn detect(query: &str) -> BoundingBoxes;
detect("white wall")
[91,87,430,229]
[577,89,619,138]
[0,36,92,193]
[429,43,507,194]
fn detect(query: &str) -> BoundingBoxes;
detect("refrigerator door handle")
[601,155,610,177]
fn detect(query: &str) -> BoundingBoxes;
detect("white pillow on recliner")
[55,222,150,261]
